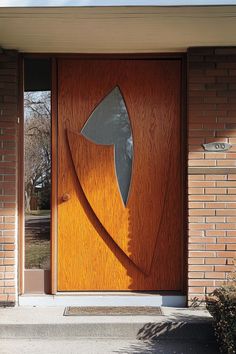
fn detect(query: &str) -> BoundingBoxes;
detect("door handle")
[62,193,71,202]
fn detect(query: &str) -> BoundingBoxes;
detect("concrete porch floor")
[0,307,219,353]
[0,306,211,326]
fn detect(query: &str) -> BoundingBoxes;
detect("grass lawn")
[25,241,50,269]
[25,210,50,269]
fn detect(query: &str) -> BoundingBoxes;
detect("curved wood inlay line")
[147,119,175,274]
[66,129,147,275]
[65,87,176,275]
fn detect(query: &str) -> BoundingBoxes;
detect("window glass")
[24,59,51,270]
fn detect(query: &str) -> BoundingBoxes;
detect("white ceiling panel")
[1,1,236,6]
[0,6,236,52]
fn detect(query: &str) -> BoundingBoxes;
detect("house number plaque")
[202,142,232,152]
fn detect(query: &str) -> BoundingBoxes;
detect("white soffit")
[0,6,236,53]
[1,1,236,6]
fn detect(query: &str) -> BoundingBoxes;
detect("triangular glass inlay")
[81,86,133,206]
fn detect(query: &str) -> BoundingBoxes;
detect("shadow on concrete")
[113,312,219,354]
[136,321,213,341]
[113,339,220,354]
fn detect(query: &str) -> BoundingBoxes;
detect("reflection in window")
[81,86,133,206]
[24,91,51,270]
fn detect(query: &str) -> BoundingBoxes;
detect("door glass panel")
[81,86,133,205]
[24,59,51,271]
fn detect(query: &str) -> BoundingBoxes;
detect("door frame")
[18,53,187,296]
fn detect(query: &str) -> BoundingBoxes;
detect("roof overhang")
[0,6,236,53]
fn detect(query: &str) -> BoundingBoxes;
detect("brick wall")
[188,47,236,305]
[0,49,18,305]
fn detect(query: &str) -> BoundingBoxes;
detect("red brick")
[226,244,236,250]
[205,152,226,159]
[189,209,215,216]
[228,188,236,194]
[217,195,236,201]
[189,195,216,201]
[227,231,236,236]
[206,69,228,76]
[228,174,236,180]
[189,280,215,286]
[188,181,215,188]
[227,203,236,208]
[216,223,236,230]
[217,251,236,257]
[189,251,216,258]
[189,272,205,278]
[189,237,216,243]
[189,202,205,208]
[189,265,214,271]
[189,244,206,250]
[189,287,205,293]
[189,223,215,230]
[188,152,204,158]
[0,295,7,301]
[188,217,205,223]
[205,137,228,143]
[206,216,225,223]
[217,237,236,244]
[205,230,226,236]
[189,230,205,236]
[217,160,236,166]
[189,76,215,84]
[188,188,204,195]
[7,295,16,302]
[188,175,204,181]
[206,244,225,251]
[3,287,15,294]
[227,258,236,265]
[215,265,234,272]
[205,202,226,208]
[2,244,14,251]
[0,49,17,304]
[2,258,14,266]
[188,258,205,265]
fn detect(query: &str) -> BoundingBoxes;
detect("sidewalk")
[0,338,220,354]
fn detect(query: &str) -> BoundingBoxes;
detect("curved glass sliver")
[81,86,133,206]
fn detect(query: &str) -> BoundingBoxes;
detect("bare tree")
[24,91,51,212]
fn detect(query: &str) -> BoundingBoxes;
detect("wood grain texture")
[58,59,182,291]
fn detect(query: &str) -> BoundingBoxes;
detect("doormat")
[64,306,163,316]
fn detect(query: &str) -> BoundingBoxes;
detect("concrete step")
[0,319,214,340]
[0,306,215,340]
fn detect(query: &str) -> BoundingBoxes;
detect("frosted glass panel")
[81,86,133,205]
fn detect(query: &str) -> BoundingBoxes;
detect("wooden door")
[57,59,183,291]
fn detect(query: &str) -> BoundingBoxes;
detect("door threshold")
[18,294,186,307]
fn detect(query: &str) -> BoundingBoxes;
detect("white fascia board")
[0,0,236,7]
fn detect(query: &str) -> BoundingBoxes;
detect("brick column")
[0,49,18,305]
[188,47,236,305]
